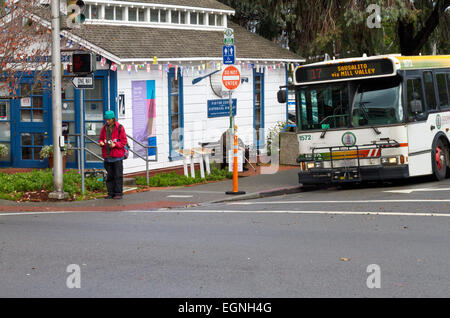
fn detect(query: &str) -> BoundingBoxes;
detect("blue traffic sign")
[222,45,235,65]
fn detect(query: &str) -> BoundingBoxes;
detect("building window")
[208,14,216,26]
[90,5,99,19]
[160,10,168,23]
[138,8,145,22]
[128,8,137,22]
[190,12,197,24]
[217,14,223,26]
[84,5,90,19]
[168,68,184,160]
[20,83,44,123]
[180,11,186,24]
[171,10,179,24]
[198,13,205,25]
[150,9,159,22]
[114,7,123,21]
[0,99,11,162]
[105,6,114,20]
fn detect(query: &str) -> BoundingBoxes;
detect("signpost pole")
[49,0,67,200]
[229,90,233,131]
[80,89,85,196]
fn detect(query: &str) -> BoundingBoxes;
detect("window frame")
[168,67,184,161]
[0,99,11,164]
[253,69,265,150]
[435,71,450,110]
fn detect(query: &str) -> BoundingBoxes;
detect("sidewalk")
[0,165,301,212]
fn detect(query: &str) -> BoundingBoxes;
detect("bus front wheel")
[432,139,448,181]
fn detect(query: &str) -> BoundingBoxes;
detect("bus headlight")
[314,161,324,168]
[381,156,398,165]
[306,161,324,170]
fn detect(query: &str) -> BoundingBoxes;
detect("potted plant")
[39,144,74,169]
[0,144,8,160]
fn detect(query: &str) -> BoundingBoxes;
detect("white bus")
[278,55,450,184]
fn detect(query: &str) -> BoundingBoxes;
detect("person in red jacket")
[99,110,128,199]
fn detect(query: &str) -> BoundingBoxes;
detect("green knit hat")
[104,110,115,120]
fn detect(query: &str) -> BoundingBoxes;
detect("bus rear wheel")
[432,139,448,181]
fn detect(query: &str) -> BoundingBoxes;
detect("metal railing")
[67,133,157,192]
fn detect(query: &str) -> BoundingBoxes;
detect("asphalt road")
[0,176,449,298]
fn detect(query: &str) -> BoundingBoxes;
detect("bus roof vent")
[362,53,368,58]
[324,53,331,61]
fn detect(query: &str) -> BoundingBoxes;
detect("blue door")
[11,81,51,168]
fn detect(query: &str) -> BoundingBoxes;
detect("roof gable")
[68,21,303,62]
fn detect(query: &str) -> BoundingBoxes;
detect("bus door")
[405,71,437,176]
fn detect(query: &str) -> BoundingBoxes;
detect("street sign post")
[222,45,235,65]
[221,65,245,195]
[223,28,234,45]
[221,65,241,91]
[71,75,94,89]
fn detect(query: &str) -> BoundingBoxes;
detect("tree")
[0,0,52,97]
[396,0,450,55]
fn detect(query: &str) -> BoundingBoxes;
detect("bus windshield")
[296,83,350,131]
[296,77,403,131]
[352,77,403,127]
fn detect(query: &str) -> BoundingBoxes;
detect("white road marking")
[228,199,450,205]
[384,187,450,194]
[1,209,449,218]
[167,195,194,198]
[153,210,450,217]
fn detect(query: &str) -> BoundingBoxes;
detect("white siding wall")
[116,65,288,174]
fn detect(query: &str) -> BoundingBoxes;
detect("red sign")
[222,65,241,90]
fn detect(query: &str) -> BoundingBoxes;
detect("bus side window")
[436,73,449,109]
[423,71,437,110]
[406,78,425,119]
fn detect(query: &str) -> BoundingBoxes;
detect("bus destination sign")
[295,58,395,84]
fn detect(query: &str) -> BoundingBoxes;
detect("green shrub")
[135,168,232,187]
[0,169,106,200]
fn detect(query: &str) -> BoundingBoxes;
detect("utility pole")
[49,0,68,200]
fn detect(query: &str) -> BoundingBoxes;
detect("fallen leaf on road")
[340,257,351,262]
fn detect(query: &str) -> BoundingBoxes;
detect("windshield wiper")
[356,87,381,135]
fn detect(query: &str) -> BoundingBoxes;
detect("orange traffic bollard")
[226,132,246,195]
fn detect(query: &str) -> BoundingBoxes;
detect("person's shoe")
[113,195,123,200]
[105,195,114,199]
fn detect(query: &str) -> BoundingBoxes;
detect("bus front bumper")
[298,165,409,185]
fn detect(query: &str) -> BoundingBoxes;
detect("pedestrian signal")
[72,52,94,74]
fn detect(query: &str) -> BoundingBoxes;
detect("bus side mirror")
[277,89,287,103]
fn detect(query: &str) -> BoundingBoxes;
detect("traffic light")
[72,52,95,74]
[66,0,86,28]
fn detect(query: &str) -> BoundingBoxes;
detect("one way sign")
[71,75,94,89]
[223,45,235,65]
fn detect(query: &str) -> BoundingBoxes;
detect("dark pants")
[104,160,123,197]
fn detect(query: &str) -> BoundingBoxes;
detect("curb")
[205,185,303,205]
